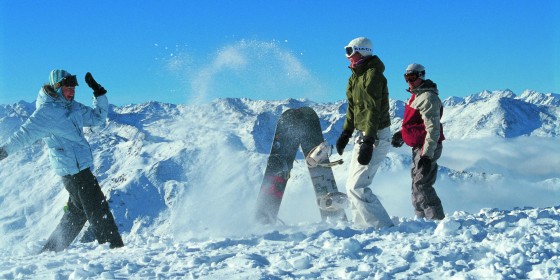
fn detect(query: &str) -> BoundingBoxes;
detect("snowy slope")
[0,90,560,279]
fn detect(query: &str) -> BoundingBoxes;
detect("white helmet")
[344,37,373,58]
[405,63,426,79]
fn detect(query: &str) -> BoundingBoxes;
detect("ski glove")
[85,72,107,97]
[391,130,404,148]
[336,130,352,155]
[0,146,7,161]
[418,155,432,176]
[357,136,376,165]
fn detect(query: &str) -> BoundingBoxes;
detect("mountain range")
[0,89,558,247]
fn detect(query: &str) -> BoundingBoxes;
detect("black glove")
[391,131,404,148]
[0,146,7,161]
[85,72,107,97]
[336,130,352,155]
[418,155,432,176]
[357,136,375,165]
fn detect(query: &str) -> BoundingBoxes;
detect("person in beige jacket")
[391,63,446,220]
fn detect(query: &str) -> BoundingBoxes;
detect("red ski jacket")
[402,79,445,158]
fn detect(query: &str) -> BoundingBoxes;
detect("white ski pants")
[346,127,394,229]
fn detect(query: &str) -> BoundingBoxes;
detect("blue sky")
[1,1,558,106]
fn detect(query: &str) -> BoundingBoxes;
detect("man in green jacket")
[336,37,393,229]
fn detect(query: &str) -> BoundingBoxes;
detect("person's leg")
[346,128,393,229]
[41,178,88,253]
[411,144,445,220]
[74,169,124,248]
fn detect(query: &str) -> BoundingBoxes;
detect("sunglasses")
[56,75,78,88]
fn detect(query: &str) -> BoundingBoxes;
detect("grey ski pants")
[411,143,445,220]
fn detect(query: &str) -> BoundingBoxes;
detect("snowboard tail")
[255,107,347,224]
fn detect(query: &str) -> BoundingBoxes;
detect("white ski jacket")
[2,86,108,176]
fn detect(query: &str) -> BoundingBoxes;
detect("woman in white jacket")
[0,69,123,252]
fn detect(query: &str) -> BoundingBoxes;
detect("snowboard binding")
[305,141,343,168]
[317,192,349,212]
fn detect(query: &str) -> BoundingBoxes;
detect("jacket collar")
[349,55,384,75]
[407,79,439,95]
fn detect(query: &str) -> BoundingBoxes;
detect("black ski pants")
[41,168,123,252]
[411,144,445,220]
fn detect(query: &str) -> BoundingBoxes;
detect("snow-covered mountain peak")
[448,89,517,106]
[518,89,560,106]
[438,89,559,138]
[210,97,315,116]
[0,100,35,118]
[3,88,559,143]
[112,100,180,115]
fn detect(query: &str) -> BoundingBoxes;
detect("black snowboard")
[255,107,347,224]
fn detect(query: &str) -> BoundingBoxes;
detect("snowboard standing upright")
[255,107,347,224]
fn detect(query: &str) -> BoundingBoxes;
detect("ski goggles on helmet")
[55,75,78,88]
[345,46,372,57]
[345,46,356,57]
[404,70,425,83]
[404,72,419,83]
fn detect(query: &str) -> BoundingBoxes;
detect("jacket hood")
[37,84,71,108]
[410,79,439,95]
[366,55,385,73]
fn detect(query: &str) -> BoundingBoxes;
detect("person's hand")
[357,136,375,165]
[85,72,107,97]
[336,130,352,155]
[0,147,7,161]
[418,155,432,176]
[391,131,404,148]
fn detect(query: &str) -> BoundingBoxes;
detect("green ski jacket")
[342,55,391,137]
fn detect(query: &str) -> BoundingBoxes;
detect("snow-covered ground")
[1,93,559,279]
[2,207,560,279]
